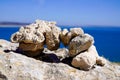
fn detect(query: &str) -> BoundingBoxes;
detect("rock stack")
[11,19,106,70]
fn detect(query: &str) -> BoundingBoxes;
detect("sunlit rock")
[69,34,94,57]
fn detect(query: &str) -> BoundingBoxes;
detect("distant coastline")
[0,22,30,27]
[0,22,120,28]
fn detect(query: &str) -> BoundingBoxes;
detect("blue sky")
[0,0,120,26]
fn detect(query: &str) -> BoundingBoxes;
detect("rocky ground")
[0,39,120,80]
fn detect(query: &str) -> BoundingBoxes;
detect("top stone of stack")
[11,19,61,44]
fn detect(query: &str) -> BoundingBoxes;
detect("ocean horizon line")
[1,24,120,28]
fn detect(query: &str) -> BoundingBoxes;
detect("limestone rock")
[45,25,61,50]
[71,45,98,70]
[54,48,69,61]
[43,48,69,61]
[88,45,99,58]
[60,29,72,46]
[60,28,84,46]
[10,20,62,56]
[0,39,19,51]
[11,26,45,44]
[11,26,45,56]
[96,57,107,66]
[35,19,51,34]
[19,42,44,57]
[69,33,94,57]
[0,40,120,80]
[70,28,84,37]
[11,32,23,43]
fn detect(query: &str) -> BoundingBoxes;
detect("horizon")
[0,0,120,26]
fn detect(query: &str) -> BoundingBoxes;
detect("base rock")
[0,39,120,80]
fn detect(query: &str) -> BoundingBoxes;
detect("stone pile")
[11,19,106,70]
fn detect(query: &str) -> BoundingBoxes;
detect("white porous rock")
[69,33,94,57]
[18,30,45,56]
[11,32,23,43]
[11,25,45,44]
[35,19,51,34]
[60,29,72,46]
[70,28,84,37]
[11,20,58,56]
[71,45,99,70]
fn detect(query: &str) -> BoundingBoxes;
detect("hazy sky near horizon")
[0,0,120,26]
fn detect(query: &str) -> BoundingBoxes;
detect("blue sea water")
[0,26,120,62]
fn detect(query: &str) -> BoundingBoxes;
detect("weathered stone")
[0,40,120,80]
[60,28,84,46]
[45,25,61,50]
[0,39,19,51]
[11,20,62,56]
[16,27,45,56]
[11,32,23,43]
[70,28,84,37]
[96,57,107,66]
[69,34,94,57]
[35,19,51,34]
[54,48,69,61]
[60,29,72,46]
[71,45,99,70]
[19,42,44,57]
[43,48,69,61]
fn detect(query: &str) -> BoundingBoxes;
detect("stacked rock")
[11,20,61,57]
[11,19,106,70]
[60,27,106,70]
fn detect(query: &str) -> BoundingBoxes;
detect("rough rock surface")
[60,29,72,46]
[45,27,61,50]
[43,48,69,61]
[71,45,99,70]
[60,28,84,46]
[70,28,84,37]
[96,57,107,66]
[0,39,19,51]
[0,40,120,80]
[69,33,94,57]
[19,42,44,57]
[11,20,61,56]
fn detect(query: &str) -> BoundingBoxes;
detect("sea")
[0,26,120,62]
